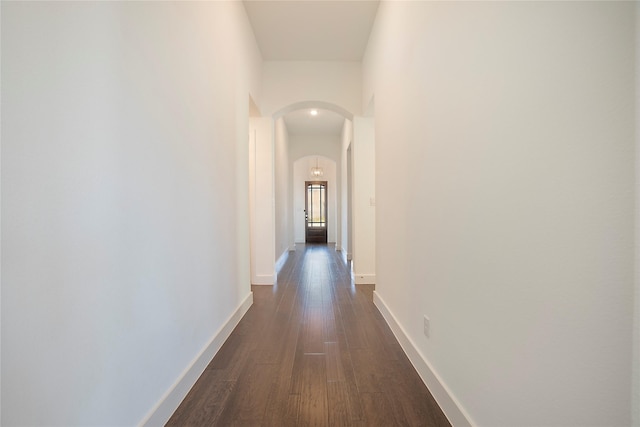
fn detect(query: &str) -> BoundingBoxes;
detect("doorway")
[305,181,328,243]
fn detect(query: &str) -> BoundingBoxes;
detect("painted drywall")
[234,9,263,306]
[340,119,353,257]
[634,3,640,425]
[249,117,276,285]
[261,61,362,117]
[0,3,3,421]
[352,117,375,284]
[292,157,337,245]
[274,117,290,263]
[1,2,261,425]
[365,2,635,426]
[289,134,341,169]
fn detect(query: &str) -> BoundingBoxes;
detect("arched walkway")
[273,100,353,121]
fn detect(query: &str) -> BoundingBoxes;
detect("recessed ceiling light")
[310,109,318,116]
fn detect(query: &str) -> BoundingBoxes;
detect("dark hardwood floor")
[167,244,451,426]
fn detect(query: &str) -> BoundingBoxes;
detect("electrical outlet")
[423,315,430,338]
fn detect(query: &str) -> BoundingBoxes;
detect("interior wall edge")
[251,275,275,286]
[275,249,290,274]
[633,2,640,425]
[354,274,375,285]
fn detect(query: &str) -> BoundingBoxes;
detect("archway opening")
[293,156,338,245]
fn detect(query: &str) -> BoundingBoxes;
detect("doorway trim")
[305,180,328,243]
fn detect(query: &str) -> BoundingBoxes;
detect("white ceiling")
[243,1,379,61]
[243,0,379,135]
[283,108,346,135]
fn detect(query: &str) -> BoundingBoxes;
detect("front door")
[305,181,327,244]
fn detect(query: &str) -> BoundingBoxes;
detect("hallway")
[167,245,450,426]
[2,2,637,425]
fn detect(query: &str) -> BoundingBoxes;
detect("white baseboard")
[373,291,475,427]
[354,273,375,284]
[275,250,289,273]
[139,292,254,427]
[252,274,274,285]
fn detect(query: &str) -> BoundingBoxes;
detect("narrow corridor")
[167,245,450,426]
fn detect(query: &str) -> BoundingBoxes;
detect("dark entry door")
[305,181,327,243]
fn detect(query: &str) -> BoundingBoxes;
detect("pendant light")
[310,157,324,178]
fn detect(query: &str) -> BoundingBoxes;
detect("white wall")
[292,157,337,245]
[352,118,375,284]
[289,133,341,177]
[249,117,276,285]
[365,2,635,426]
[340,119,353,256]
[274,117,290,264]
[261,61,361,117]
[634,3,640,425]
[1,2,261,425]
[0,3,3,422]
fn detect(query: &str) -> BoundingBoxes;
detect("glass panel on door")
[305,181,327,243]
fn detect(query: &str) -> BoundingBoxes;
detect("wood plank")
[359,392,398,427]
[166,244,451,427]
[303,306,325,354]
[327,380,365,426]
[165,370,234,426]
[262,315,303,425]
[324,342,344,382]
[213,355,276,425]
[296,354,328,427]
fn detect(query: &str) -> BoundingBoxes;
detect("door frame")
[305,181,328,244]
